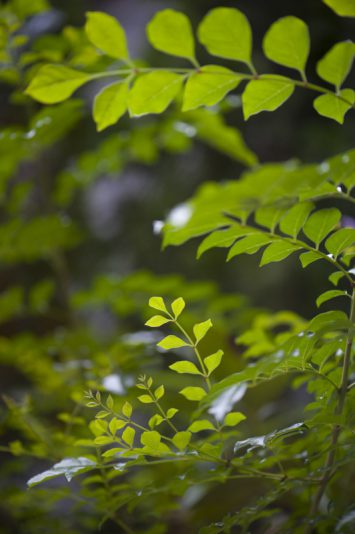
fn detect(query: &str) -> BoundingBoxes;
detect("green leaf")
[128,72,183,116]
[325,228,355,258]
[145,315,171,327]
[317,41,354,89]
[179,386,207,401]
[299,251,322,268]
[188,420,215,432]
[329,271,345,286]
[93,81,129,131]
[166,408,178,419]
[316,290,348,307]
[122,426,135,447]
[138,395,154,404]
[227,234,274,260]
[154,385,165,400]
[122,401,132,418]
[313,90,355,124]
[303,208,341,246]
[242,76,295,119]
[197,226,248,258]
[149,296,167,313]
[169,360,201,375]
[147,9,195,62]
[198,7,252,65]
[263,16,310,75]
[109,418,126,434]
[158,335,189,350]
[27,458,96,487]
[260,241,302,266]
[141,430,161,450]
[26,65,92,104]
[279,202,314,238]
[106,395,114,409]
[94,436,114,445]
[85,12,129,60]
[171,297,185,318]
[223,412,246,427]
[323,0,355,17]
[204,350,223,376]
[193,319,212,343]
[182,65,242,111]
[148,414,164,429]
[172,431,191,451]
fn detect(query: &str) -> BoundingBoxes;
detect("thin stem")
[306,288,355,528]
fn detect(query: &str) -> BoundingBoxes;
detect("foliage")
[1,2,355,534]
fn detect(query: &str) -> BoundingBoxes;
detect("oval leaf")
[193,319,212,343]
[242,76,295,119]
[158,335,189,350]
[26,65,92,104]
[128,71,183,116]
[85,11,129,60]
[93,81,129,131]
[179,386,207,401]
[169,360,201,375]
[204,350,223,376]
[147,9,195,62]
[316,40,355,89]
[313,90,355,124]
[303,208,342,246]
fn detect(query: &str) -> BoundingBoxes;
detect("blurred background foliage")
[0,0,354,532]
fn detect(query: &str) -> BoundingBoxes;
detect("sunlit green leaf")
[166,408,178,419]
[122,402,132,418]
[154,385,165,400]
[279,202,314,238]
[169,361,202,375]
[179,386,207,401]
[323,0,355,17]
[122,426,135,447]
[223,412,246,427]
[183,66,242,111]
[137,395,154,404]
[260,241,302,266]
[193,319,212,343]
[299,251,322,268]
[128,72,183,116]
[93,81,129,131]
[141,430,161,450]
[145,315,171,327]
[147,9,195,62]
[198,7,253,65]
[171,297,185,318]
[227,234,274,260]
[109,418,126,434]
[148,414,164,429]
[85,11,129,60]
[316,289,348,307]
[204,350,223,376]
[158,335,189,350]
[188,420,216,432]
[317,41,354,89]
[242,76,295,119]
[149,296,167,313]
[26,65,92,104]
[263,16,310,75]
[325,228,355,258]
[313,90,355,124]
[172,431,191,451]
[303,208,341,246]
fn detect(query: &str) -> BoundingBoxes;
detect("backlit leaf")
[147,9,195,62]
[122,402,132,418]
[171,297,185,318]
[169,361,201,375]
[182,65,242,111]
[149,296,167,313]
[242,76,295,119]
[303,208,341,246]
[141,430,161,450]
[85,11,129,60]
[325,228,355,257]
[188,420,215,432]
[154,385,165,400]
[316,41,355,89]
[299,251,322,268]
[145,315,171,327]
[172,431,191,451]
[204,350,223,375]
[93,81,129,131]
[316,289,348,307]
[128,72,183,116]
[227,234,274,260]
[158,335,189,350]
[198,7,253,65]
[193,319,212,343]
[260,241,302,266]
[279,202,314,238]
[263,16,310,75]
[224,412,246,427]
[122,426,135,447]
[313,90,355,124]
[179,386,207,401]
[26,65,92,104]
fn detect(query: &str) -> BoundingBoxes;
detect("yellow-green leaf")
[122,426,135,447]
[204,350,223,375]
[147,9,195,62]
[193,319,212,343]
[182,65,243,111]
[317,41,354,89]
[145,315,171,327]
[26,65,92,104]
[148,296,167,313]
[138,395,154,404]
[141,430,161,450]
[128,71,183,116]
[263,16,310,75]
[323,0,355,17]
[303,208,341,246]
[316,290,348,307]
[171,297,185,318]
[93,81,129,131]
[198,7,252,65]
[85,11,128,60]
[325,228,355,258]
[242,76,294,120]
[169,360,201,375]
[158,335,189,350]
[188,420,215,432]
[223,412,246,427]
[172,431,191,451]
[179,386,207,401]
[313,90,355,124]
[122,401,132,418]
[154,385,165,400]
